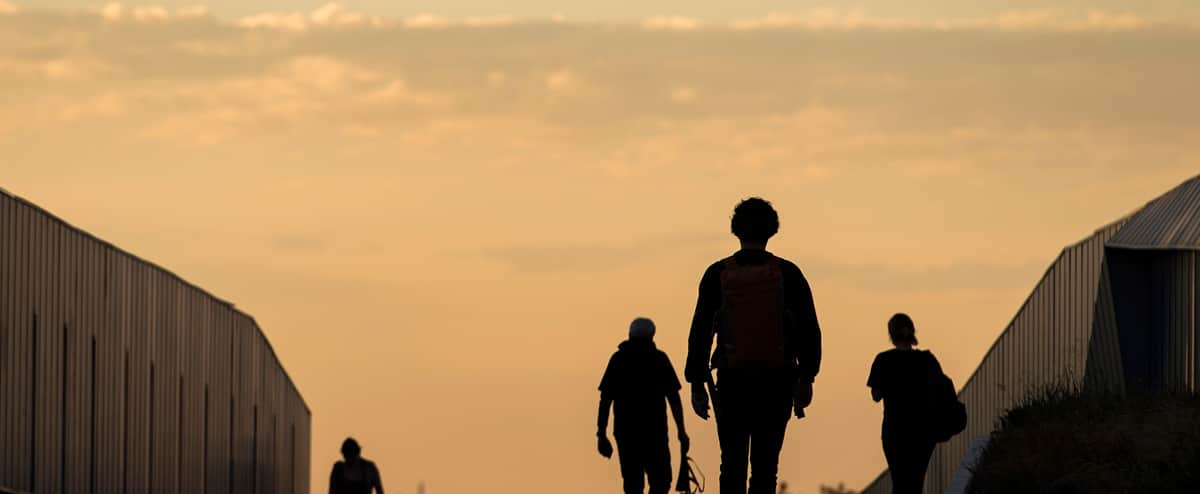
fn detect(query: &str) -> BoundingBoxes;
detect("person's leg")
[911,440,936,494]
[716,374,750,494]
[645,439,673,494]
[747,375,792,494]
[882,433,921,494]
[881,433,905,494]
[616,436,647,494]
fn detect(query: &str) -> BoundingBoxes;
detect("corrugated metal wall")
[1107,249,1199,395]
[0,190,311,494]
[861,219,1127,494]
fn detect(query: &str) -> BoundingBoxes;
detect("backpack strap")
[721,253,782,271]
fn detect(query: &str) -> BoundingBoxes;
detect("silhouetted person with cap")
[686,197,822,494]
[330,437,384,494]
[598,317,691,494]
[868,313,941,494]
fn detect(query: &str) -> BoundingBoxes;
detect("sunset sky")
[3,1,1199,492]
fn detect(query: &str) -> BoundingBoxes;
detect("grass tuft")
[967,385,1200,494]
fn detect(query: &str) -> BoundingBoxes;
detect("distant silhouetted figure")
[330,437,384,494]
[867,313,940,494]
[686,198,823,494]
[598,317,691,494]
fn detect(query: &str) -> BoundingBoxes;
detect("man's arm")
[666,391,690,452]
[597,395,613,436]
[685,264,722,384]
[786,266,822,382]
[371,463,384,494]
[662,352,690,451]
[596,353,618,458]
[329,464,340,494]
[596,395,615,458]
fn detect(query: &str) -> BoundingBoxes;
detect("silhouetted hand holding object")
[793,379,813,419]
[690,384,710,420]
[679,432,691,454]
[597,435,614,459]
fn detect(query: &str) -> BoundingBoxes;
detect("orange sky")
[2,3,1199,493]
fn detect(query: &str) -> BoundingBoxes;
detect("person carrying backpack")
[597,317,691,494]
[329,437,384,494]
[685,198,823,494]
[867,313,965,494]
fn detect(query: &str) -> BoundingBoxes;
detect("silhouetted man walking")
[598,317,691,494]
[330,438,384,494]
[686,198,822,494]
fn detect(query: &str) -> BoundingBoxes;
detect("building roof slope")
[1108,174,1200,250]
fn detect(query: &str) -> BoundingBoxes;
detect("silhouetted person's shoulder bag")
[923,351,967,443]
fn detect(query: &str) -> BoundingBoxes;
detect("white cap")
[629,317,656,340]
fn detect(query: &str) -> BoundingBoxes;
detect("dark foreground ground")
[968,388,1200,494]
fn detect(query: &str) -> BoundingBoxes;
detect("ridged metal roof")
[1108,174,1200,250]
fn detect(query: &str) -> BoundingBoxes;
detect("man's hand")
[793,379,813,418]
[597,434,614,459]
[690,384,710,420]
[678,432,691,454]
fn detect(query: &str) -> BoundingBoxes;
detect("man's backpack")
[713,256,790,369]
[925,352,967,443]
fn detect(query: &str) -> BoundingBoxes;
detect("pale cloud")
[482,233,726,274]
[728,8,1163,32]
[808,258,1048,292]
[950,9,1058,30]
[731,9,921,31]
[58,92,126,122]
[236,11,307,31]
[139,106,250,146]
[1,6,1197,159]
[669,86,697,103]
[237,2,381,31]
[402,13,450,28]
[135,55,447,145]
[96,3,203,22]
[1085,10,1149,30]
[9,4,1176,33]
[98,2,123,21]
[486,70,508,86]
[310,2,367,26]
[544,68,577,91]
[177,5,209,18]
[0,57,111,81]
[465,15,517,27]
[642,16,703,31]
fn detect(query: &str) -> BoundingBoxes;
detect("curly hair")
[730,197,780,243]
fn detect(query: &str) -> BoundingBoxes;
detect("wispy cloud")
[482,233,726,274]
[642,16,703,31]
[94,2,211,22]
[1,3,1197,174]
[26,3,1179,32]
[808,258,1048,292]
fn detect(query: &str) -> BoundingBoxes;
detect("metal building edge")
[0,186,312,494]
[0,188,310,415]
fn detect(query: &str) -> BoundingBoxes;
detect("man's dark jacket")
[684,249,822,385]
